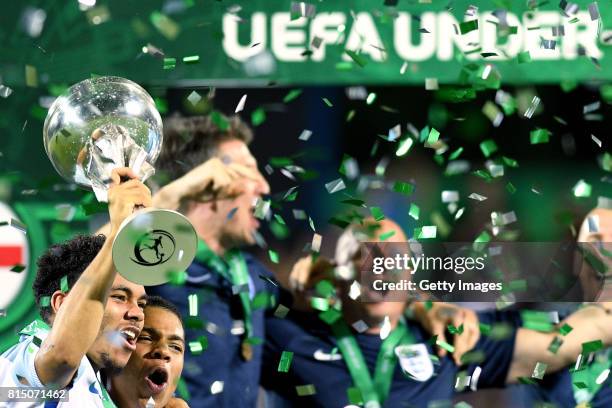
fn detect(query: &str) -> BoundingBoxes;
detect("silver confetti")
[325,178,346,194]
[591,134,602,148]
[186,91,201,106]
[351,320,369,333]
[299,129,312,141]
[468,193,487,201]
[523,96,541,118]
[441,190,459,203]
[0,85,13,98]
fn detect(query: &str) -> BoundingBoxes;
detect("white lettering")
[222,12,267,61]
[272,13,308,61]
[394,12,436,61]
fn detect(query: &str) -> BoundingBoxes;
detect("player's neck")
[108,382,141,408]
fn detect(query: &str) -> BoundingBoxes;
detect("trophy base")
[112,208,197,286]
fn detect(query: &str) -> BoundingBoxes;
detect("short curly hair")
[33,234,106,323]
[156,113,253,182]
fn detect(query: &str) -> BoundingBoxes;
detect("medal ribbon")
[195,239,253,340]
[330,319,415,406]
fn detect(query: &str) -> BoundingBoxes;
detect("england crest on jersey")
[395,343,434,382]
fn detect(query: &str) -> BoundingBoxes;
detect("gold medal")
[241,341,253,361]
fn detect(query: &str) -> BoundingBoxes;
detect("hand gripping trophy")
[43,76,196,285]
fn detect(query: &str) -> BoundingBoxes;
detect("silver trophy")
[43,76,197,286]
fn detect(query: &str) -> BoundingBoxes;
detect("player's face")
[216,139,270,247]
[114,307,185,405]
[88,275,146,373]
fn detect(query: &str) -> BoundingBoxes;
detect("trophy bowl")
[43,76,162,189]
[43,76,196,286]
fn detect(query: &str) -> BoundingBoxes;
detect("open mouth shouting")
[118,326,140,351]
[144,367,169,394]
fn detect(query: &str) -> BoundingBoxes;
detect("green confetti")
[60,276,69,293]
[559,323,573,336]
[449,147,464,160]
[582,340,603,353]
[393,181,415,196]
[409,203,420,220]
[530,129,551,144]
[346,109,356,122]
[251,108,266,126]
[506,182,517,194]
[460,350,485,364]
[311,297,330,311]
[345,50,368,67]
[518,377,538,385]
[379,230,396,241]
[182,55,200,64]
[479,323,491,336]
[211,110,230,131]
[296,384,317,396]
[322,97,333,107]
[150,11,180,40]
[474,231,491,243]
[10,264,26,273]
[572,180,592,198]
[502,156,519,168]
[459,20,479,34]
[547,336,564,354]
[278,351,294,372]
[395,137,414,157]
[283,89,303,103]
[425,128,440,147]
[370,206,385,221]
[268,249,279,264]
[188,336,208,355]
[573,381,588,389]
[448,324,464,335]
[521,310,554,332]
[517,51,532,64]
[602,152,612,172]
[252,292,271,309]
[479,139,498,158]
[436,338,455,353]
[40,296,51,307]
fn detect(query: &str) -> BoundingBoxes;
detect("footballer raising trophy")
[42,76,196,285]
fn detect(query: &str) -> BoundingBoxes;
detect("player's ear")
[50,290,68,316]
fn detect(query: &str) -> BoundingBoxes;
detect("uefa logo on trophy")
[42,76,197,285]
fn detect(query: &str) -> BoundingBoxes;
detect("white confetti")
[591,134,602,148]
[379,316,391,340]
[210,380,224,394]
[441,190,459,203]
[425,78,439,90]
[523,96,541,119]
[348,281,361,300]
[234,94,247,113]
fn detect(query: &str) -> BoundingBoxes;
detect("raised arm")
[506,303,612,383]
[35,168,151,388]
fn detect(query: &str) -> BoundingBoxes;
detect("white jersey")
[0,320,117,408]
